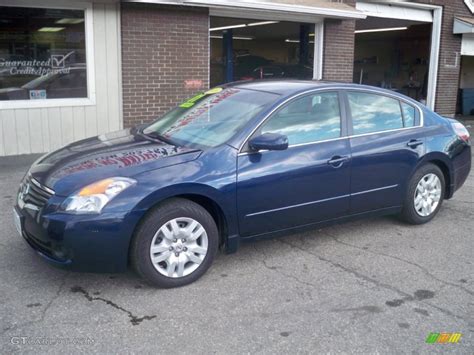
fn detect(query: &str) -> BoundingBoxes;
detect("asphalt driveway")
[1,124,473,354]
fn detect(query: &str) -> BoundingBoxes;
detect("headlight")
[61,177,136,214]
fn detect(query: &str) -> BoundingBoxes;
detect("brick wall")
[121,4,209,128]
[322,0,356,82]
[322,18,356,82]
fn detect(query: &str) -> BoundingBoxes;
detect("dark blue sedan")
[14,81,471,288]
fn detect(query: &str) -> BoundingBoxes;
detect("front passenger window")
[261,92,341,145]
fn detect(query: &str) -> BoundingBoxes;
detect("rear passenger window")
[348,92,403,135]
[401,102,416,127]
[261,92,341,145]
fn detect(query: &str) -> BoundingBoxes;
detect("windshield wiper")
[138,129,179,146]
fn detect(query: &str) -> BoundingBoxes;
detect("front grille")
[19,176,55,209]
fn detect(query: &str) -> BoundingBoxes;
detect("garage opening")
[210,17,316,87]
[354,17,432,104]
[459,56,474,116]
[457,17,474,117]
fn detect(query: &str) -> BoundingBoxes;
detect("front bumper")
[14,203,143,273]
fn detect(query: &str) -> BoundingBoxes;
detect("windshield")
[143,87,278,148]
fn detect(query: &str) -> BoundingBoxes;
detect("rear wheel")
[400,163,445,224]
[131,198,219,288]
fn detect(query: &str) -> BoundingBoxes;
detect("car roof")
[227,80,324,95]
[226,80,413,100]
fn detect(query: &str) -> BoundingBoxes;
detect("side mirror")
[248,133,289,152]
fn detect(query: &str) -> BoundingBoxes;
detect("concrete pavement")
[1,125,473,354]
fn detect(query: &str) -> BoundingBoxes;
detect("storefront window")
[0,6,87,101]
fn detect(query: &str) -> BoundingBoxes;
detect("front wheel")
[400,163,445,224]
[131,198,219,288]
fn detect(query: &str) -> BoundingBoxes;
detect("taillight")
[451,121,470,142]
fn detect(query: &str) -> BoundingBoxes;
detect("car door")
[236,91,352,237]
[345,90,424,214]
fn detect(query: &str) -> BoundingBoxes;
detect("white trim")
[115,1,124,129]
[464,0,474,14]
[189,0,366,19]
[124,0,366,20]
[0,0,96,110]
[370,1,444,12]
[208,15,211,90]
[209,8,324,23]
[461,34,474,56]
[313,22,324,81]
[208,8,324,23]
[427,7,442,111]
[356,2,433,22]
[0,98,96,110]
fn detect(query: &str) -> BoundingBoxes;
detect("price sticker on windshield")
[179,87,223,108]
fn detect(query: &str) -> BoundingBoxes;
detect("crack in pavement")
[1,273,69,335]
[276,237,467,322]
[70,286,156,326]
[40,274,69,322]
[326,231,474,297]
[279,238,413,298]
[253,244,319,289]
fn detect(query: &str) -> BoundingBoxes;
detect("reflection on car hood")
[29,128,201,196]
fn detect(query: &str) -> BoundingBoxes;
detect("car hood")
[29,128,201,196]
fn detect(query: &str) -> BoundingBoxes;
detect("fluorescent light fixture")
[210,35,253,40]
[38,27,65,32]
[355,26,408,34]
[210,20,279,32]
[285,39,314,43]
[246,21,279,27]
[56,18,84,24]
[210,24,247,32]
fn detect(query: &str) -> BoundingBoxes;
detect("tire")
[130,198,219,288]
[400,163,445,225]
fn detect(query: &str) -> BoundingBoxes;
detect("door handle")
[327,155,350,168]
[407,139,423,148]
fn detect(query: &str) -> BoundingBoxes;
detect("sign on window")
[0,7,87,101]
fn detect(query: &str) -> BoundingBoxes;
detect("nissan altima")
[13,81,471,288]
